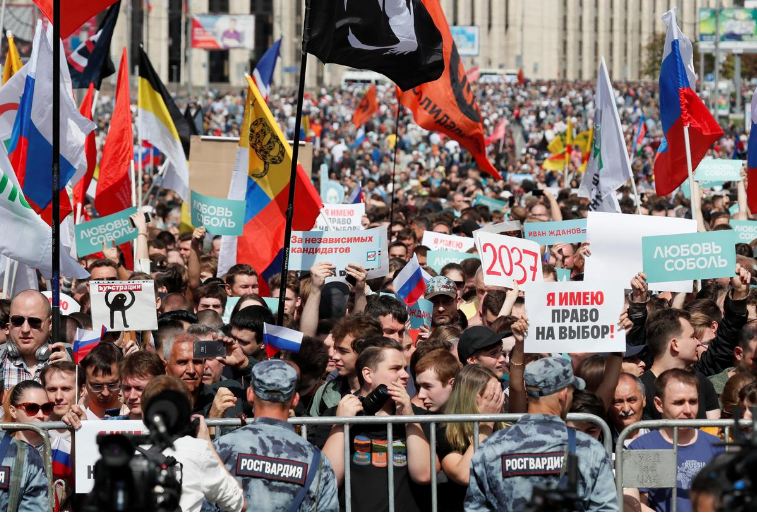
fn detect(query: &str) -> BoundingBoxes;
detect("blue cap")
[524,356,585,397]
[251,359,298,403]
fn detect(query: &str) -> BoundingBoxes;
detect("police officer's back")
[214,359,338,512]
[465,357,617,512]
[0,429,48,512]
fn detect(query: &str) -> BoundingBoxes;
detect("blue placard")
[523,219,587,245]
[75,207,138,258]
[731,220,757,243]
[642,231,736,282]
[408,298,433,329]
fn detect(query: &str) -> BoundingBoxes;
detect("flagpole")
[276,0,311,326]
[389,103,402,227]
[136,62,144,210]
[51,0,62,343]
[683,124,701,228]
[2,258,11,299]
[0,0,7,41]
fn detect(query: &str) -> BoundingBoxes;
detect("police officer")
[0,428,49,511]
[465,356,618,512]
[214,359,338,511]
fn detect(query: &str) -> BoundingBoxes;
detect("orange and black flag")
[352,84,378,128]
[397,0,500,180]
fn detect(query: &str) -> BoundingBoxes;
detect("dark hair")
[687,298,723,324]
[389,241,409,254]
[482,290,507,317]
[576,355,607,393]
[355,343,403,388]
[142,375,193,411]
[193,283,228,310]
[10,380,45,405]
[41,361,76,387]
[440,262,464,277]
[268,272,300,297]
[155,230,177,248]
[739,322,757,351]
[460,258,481,280]
[120,351,166,380]
[0,299,10,327]
[286,336,329,394]
[154,265,185,294]
[353,335,403,355]
[88,258,119,274]
[225,263,257,286]
[158,309,198,325]
[331,314,383,346]
[655,368,699,400]
[569,390,606,419]
[80,342,123,377]
[645,308,691,359]
[230,305,274,343]
[364,295,409,324]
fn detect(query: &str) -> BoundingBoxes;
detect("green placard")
[642,231,736,282]
[694,157,743,184]
[731,220,757,243]
[473,194,507,212]
[75,207,138,258]
[427,250,477,273]
[190,190,246,236]
[263,297,279,315]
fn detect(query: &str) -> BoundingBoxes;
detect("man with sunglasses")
[79,342,128,419]
[1,290,70,391]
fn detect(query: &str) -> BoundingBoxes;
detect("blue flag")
[252,38,281,99]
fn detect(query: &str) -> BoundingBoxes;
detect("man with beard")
[427,276,466,329]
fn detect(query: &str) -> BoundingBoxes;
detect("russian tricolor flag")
[393,254,430,306]
[263,323,304,358]
[653,9,723,197]
[73,326,105,364]
[51,433,72,479]
[252,38,281,100]
[748,89,757,214]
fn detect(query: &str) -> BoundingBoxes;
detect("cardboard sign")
[408,297,433,329]
[524,281,626,353]
[75,207,138,258]
[287,228,383,271]
[523,219,587,246]
[427,250,476,273]
[188,136,236,197]
[730,220,757,243]
[694,157,743,184]
[75,419,147,493]
[585,212,697,293]
[473,194,508,212]
[315,203,365,231]
[474,231,542,288]
[421,231,475,252]
[42,291,80,316]
[642,231,736,282]
[190,190,245,236]
[89,280,158,331]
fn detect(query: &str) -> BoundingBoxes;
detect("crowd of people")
[0,73,756,512]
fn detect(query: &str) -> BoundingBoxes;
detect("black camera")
[358,384,391,416]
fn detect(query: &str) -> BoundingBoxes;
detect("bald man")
[2,289,70,390]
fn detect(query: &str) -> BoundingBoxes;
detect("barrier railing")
[614,418,751,512]
[0,422,55,511]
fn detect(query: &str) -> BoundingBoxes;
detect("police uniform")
[464,357,618,512]
[0,431,49,512]
[214,360,338,512]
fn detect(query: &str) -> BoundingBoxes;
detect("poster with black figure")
[89,280,158,331]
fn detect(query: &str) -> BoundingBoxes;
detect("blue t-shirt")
[628,429,723,512]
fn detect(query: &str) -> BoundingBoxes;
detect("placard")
[262,297,279,315]
[75,419,148,493]
[642,231,736,282]
[474,231,542,288]
[42,291,80,316]
[694,157,743,184]
[524,281,626,353]
[89,280,158,331]
[287,228,383,271]
[523,219,587,246]
[585,212,697,293]
[421,231,475,252]
[365,225,389,280]
[188,136,236,198]
[315,203,365,231]
[74,207,138,258]
[190,190,245,236]
[473,194,507,212]
[731,220,757,243]
[476,220,522,235]
[427,250,476,273]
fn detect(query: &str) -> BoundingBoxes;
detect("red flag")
[32,0,119,39]
[73,83,96,217]
[95,48,132,216]
[517,68,525,85]
[352,84,378,129]
[397,0,500,180]
[485,119,507,146]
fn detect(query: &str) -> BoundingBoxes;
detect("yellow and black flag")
[138,47,191,200]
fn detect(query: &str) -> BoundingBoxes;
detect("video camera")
[714,407,757,512]
[83,390,196,512]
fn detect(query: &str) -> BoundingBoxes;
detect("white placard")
[288,228,383,271]
[75,419,148,493]
[89,280,158,332]
[474,231,543,288]
[476,220,523,234]
[314,203,365,231]
[585,212,696,293]
[42,291,80,316]
[421,231,475,252]
[366,225,390,280]
[524,281,626,353]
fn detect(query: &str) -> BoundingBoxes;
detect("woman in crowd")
[3,380,52,453]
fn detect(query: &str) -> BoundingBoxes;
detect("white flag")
[580,58,633,212]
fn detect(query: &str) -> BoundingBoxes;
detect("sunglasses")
[14,402,54,416]
[9,315,45,330]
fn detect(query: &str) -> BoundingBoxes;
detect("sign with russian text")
[427,250,475,273]
[314,203,365,231]
[524,219,587,246]
[694,157,743,184]
[190,190,245,236]
[287,228,383,272]
[75,419,147,493]
[42,291,80,316]
[408,297,433,329]
[89,280,158,332]
[730,220,757,243]
[642,231,736,282]
[74,207,138,258]
[473,194,507,212]
[366,226,389,280]
[474,231,542,288]
[422,231,475,253]
[524,281,626,353]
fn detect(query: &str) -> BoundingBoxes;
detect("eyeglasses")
[88,382,121,392]
[14,402,54,416]
[9,315,44,329]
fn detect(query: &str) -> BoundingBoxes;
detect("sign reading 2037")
[474,231,543,288]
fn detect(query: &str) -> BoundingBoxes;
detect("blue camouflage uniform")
[213,360,338,512]
[465,356,618,512]
[0,431,49,512]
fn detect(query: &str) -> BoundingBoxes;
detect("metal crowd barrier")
[614,418,752,512]
[0,422,55,511]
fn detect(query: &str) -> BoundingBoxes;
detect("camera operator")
[141,375,244,512]
[322,340,434,511]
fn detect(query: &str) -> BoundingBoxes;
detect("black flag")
[307,0,444,91]
[67,1,120,89]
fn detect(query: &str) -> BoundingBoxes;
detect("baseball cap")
[425,276,457,300]
[251,360,298,403]
[524,356,585,397]
[458,326,511,364]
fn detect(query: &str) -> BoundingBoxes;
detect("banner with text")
[314,203,365,231]
[524,281,626,353]
[75,207,138,258]
[89,280,158,331]
[694,157,743,184]
[427,250,477,273]
[474,231,542,288]
[524,219,587,246]
[642,231,736,282]
[473,194,507,212]
[422,231,475,253]
[731,220,757,243]
[288,228,383,272]
[190,190,245,236]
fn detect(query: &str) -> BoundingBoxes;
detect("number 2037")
[482,243,539,285]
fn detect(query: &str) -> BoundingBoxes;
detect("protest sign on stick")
[642,231,736,282]
[474,231,542,288]
[89,280,158,331]
[422,231,475,252]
